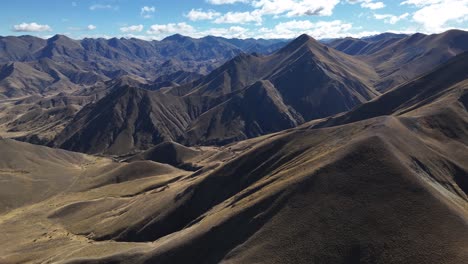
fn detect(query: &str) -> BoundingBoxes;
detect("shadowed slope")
[361,30,468,91]
[0,50,467,262]
[28,114,468,264]
[318,51,468,128]
[51,34,379,153]
[0,34,289,99]
[327,33,408,56]
[185,80,302,145]
[53,86,192,155]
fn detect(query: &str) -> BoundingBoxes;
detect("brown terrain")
[0,31,467,264]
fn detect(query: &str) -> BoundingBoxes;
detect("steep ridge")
[46,51,468,262]
[265,34,378,120]
[52,34,379,153]
[0,75,141,145]
[1,30,468,264]
[360,30,468,92]
[185,80,303,145]
[1,74,466,262]
[52,86,192,155]
[178,34,378,145]
[318,51,468,127]
[0,62,55,98]
[0,35,46,61]
[328,33,407,56]
[0,34,289,99]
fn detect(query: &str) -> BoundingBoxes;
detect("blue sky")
[2,0,467,40]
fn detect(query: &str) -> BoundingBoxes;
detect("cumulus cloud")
[199,26,250,38]
[252,0,340,17]
[214,10,263,24]
[147,22,195,35]
[185,9,221,21]
[89,4,119,11]
[120,25,144,33]
[347,0,385,10]
[12,22,52,32]
[374,13,409,24]
[68,25,97,31]
[256,20,354,39]
[141,6,156,18]
[206,0,249,4]
[197,0,341,26]
[401,0,468,32]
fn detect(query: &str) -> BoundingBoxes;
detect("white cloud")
[147,22,195,35]
[361,1,385,9]
[201,26,250,38]
[252,0,340,17]
[89,4,119,11]
[120,24,144,33]
[400,0,442,6]
[347,0,385,10]
[200,0,341,26]
[186,9,221,21]
[68,25,97,31]
[12,22,52,32]
[256,19,354,39]
[207,0,249,4]
[401,0,468,32]
[141,6,156,18]
[374,13,409,24]
[144,22,250,40]
[214,10,263,24]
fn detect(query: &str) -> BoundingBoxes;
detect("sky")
[2,0,468,40]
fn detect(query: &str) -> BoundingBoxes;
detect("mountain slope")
[53,34,379,153]
[361,30,468,92]
[46,50,468,263]
[185,80,302,145]
[0,34,288,99]
[265,34,378,120]
[0,62,55,98]
[52,86,192,155]
[318,51,468,127]
[327,33,407,56]
[178,34,378,145]
[1,77,466,262]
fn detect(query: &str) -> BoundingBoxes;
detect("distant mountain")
[363,30,468,92]
[0,34,289,98]
[52,85,192,155]
[2,49,466,263]
[51,34,379,154]
[4,30,468,154]
[361,32,409,42]
[317,51,468,128]
[184,80,303,145]
[324,33,407,55]
[1,30,468,264]
[328,30,468,92]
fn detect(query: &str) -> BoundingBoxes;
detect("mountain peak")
[162,34,191,42]
[48,34,73,42]
[278,33,321,54]
[296,34,315,43]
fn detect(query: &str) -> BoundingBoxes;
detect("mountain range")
[3,30,467,155]
[0,34,288,99]
[0,29,467,264]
